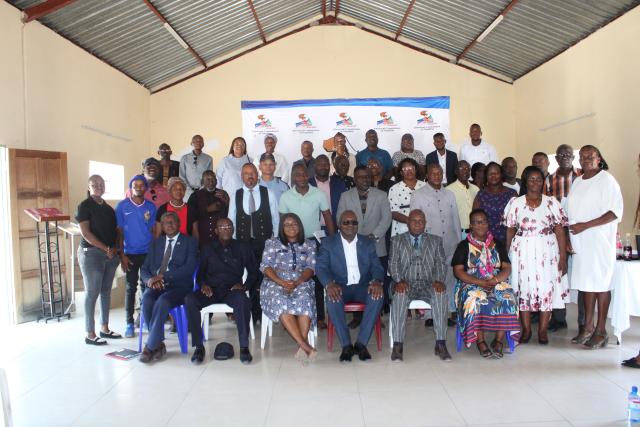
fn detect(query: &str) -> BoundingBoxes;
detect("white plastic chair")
[200,269,255,342]
[260,313,318,349]
[0,368,12,427]
[388,300,431,348]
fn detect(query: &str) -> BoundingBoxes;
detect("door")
[8,149,69,323]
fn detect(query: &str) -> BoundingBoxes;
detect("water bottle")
[624,233,633,261]
[628,386,640,426]
[616,232,623,259]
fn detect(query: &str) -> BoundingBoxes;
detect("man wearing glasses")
[179,134,213,202]
[316,210,385,362]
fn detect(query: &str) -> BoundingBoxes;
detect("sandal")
[584,331,608,349]
[85,336,107,346]
[571,327,593,345]
[491,339,504,358]
[99,330,122,339]
[622,358,640,369]
[477,341,494,358]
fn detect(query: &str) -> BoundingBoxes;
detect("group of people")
[75,123,625,365]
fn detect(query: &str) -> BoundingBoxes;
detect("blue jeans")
[77,246,119,333]
[142,287,191,351]
[326,283,383,348]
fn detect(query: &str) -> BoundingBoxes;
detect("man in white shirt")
[459,124,497,167]
[316,210,385,362]
[253,133,290,184]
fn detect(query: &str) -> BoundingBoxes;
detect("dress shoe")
[191,345,205,364]
[424,318,434,327]
[434,342,452,362]
[447,318,457,327]
[153,342,167,360]
[354,342,372,361]
[139,346,154,363]
[239,347,253,364]
[391,343,403,362]
[339,345,354,362]
[548,320,567,332]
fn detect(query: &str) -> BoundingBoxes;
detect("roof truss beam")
[395,0,416,40]
[22,0,76,23]
[143,0,207,68]
[247,0,267,44]
[456,0,520,63]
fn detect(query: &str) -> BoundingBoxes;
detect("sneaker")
[124,323,135,338]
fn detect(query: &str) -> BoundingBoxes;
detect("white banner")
[241,97,450,166]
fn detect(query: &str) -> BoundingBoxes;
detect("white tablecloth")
[609,260,640,343]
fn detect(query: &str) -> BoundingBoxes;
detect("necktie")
[248,189,256,238]
[413,236,420,250]
[159,238,174,274]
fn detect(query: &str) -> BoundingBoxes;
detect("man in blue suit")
[316,210,385,362]
[139,212,198,363]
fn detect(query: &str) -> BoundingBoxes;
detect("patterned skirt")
[454,281,520,346]
[260,279,317,326]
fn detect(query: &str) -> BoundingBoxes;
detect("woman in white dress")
[217,137,251,197]
[567,145,623,349]
[504,166,568,345]
[388,158,426,237]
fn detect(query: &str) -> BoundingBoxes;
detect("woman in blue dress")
[260,213,317,361]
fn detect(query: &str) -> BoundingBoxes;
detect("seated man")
[388,210,451,362]
[185,218,258,365]
[316,210,384,362]
[139,212,198,363]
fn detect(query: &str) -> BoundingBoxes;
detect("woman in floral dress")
[452,209,519,358]
[504,166,568,345]
[260,213,317,361]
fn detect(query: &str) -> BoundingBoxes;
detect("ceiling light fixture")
[477,14,503,43]
[163,22,189,50]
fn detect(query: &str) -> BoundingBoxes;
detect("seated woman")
[260,213,318,362]
[452,208,519,358]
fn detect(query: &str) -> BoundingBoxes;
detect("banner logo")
[335,112,354,126]
[295,113,314,128]
[416,110,434,125]
[254,114,273,128]
[377,112,394,126]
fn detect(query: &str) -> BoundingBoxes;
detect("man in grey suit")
[337,165,392,328]
[388,209,451,362]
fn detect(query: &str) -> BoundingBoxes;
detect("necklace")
[170,200,184,208]
[525,196,542,209]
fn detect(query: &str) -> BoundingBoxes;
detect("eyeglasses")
[557,153,573,159]
[341,220,358,226]
[401,167,415,171]
[193,156,198,166]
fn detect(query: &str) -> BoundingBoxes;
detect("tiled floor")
[2,304,639,427]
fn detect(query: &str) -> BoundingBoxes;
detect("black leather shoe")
[435,342,452,362]
[549,321,568,332]
[191,346,205,364]
[339,345,354,362]
[139,346,154,363]
[153,342,167,360]
[424,319,434,327]
[354,342,372,361]
[239,347,253,364]
[391,343,403,361]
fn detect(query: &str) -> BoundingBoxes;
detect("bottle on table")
[628,386,640,426]
[623,233,633,261]
[616,232,623,259]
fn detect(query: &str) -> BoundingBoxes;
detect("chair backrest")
[192,264,200,291]
[0,368,12,427]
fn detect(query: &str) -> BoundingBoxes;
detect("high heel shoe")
[571,328,594,345]
[538,330,549,345]
[584,331,608,349]
[519,330,532,344]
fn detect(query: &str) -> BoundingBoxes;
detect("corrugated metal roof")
[8,0,640,89]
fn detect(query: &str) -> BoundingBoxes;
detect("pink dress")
[503,195,568,311]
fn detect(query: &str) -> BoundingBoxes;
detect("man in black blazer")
[185,217,259,365]
[316,210,385,362]
[139,212,198,363]
[425,133,458,185]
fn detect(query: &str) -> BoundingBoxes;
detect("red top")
[167,203,188,235]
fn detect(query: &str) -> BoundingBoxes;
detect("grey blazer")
[336,187,392,256]
[388,232,447,285]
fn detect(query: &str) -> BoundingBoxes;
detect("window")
[547,150,581,174]
[89,161,124,200]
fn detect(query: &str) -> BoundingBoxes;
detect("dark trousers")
[326,283,384,348]
[247,238,266,320]
[379,255,391,312]
[124,253,147,325]
[142,287,190,351]
[312,237,325,321]
[184,290,251,348]
[552,292,585,326]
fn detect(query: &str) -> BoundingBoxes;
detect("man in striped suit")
[388,209,451,362]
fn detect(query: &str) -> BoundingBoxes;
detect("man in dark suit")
[388,209,451,362]
[139,212,198,363]
[316,210,385,362]
[425,132,458,185]
[185,217,258,365]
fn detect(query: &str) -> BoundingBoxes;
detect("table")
[609,260,640,343]
[57,223,82,316]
